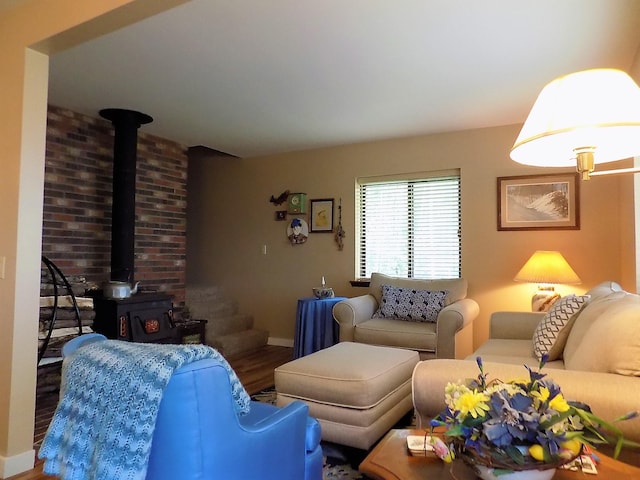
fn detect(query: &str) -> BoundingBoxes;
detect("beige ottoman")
[275,342,419,450]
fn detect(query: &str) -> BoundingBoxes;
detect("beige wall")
[0,1,186,477]
[187,124,635,346]
[1,1,638,477]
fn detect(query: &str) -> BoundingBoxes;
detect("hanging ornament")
[335,198,346,251]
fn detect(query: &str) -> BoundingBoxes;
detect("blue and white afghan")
[39,340,251,480]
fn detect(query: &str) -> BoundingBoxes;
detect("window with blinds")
[356,172,461,279]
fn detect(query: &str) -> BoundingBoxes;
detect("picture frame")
[497,173,580,231]
[309,198,334,233]
[287,192,307,214]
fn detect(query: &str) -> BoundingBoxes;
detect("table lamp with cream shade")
[510,68,640,180]
[514,250,581,312]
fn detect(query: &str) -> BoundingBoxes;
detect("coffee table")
[359,429,640,480]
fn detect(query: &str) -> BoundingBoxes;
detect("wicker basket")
[458,442,575,473]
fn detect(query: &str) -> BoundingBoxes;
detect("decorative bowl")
[312,287,335,299]
[473,465,556,480]
[460,446,567,480]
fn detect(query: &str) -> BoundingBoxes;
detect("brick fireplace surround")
[42,105,188,307]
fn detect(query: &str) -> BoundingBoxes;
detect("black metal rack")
[38,256,83,364]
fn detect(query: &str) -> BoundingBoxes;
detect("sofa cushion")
[354,318,437,352]
[585,280,622,300]
[563,290,628,363]
[468,339,565,369]
[369,273,466,307]
[532,294,589,361]
[473,339,536,361]
[372,285,447,322]
[564,292,640,375]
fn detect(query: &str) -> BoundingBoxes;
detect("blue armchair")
[56,334,323,480]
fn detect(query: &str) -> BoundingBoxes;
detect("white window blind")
[356,173,461,279]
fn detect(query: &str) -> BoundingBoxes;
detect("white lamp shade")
[514,250,581,285]
[511,69,640,167]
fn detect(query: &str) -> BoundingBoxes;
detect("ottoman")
[275,342,419,450]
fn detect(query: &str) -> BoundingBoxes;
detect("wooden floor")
[225,344,293,395]
[8,344,293,480]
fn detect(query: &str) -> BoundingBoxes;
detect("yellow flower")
[444,382,471,411]
[454,390,490,419]
[531,386,550,406]
[529,444,545,461]
[549,393,570,413]
[560,438,582,456]
[531,386,570,412]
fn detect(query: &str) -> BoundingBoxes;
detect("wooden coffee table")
[359,429,640,480]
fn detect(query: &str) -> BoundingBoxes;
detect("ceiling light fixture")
[510,68,640,180]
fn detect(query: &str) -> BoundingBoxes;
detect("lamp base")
[531,291,561,312]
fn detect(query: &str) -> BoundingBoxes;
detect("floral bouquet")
[429,356,638,476]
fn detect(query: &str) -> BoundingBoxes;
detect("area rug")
[251,388,414,480]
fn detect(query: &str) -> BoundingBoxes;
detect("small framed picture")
[309,198,334,233]
[287,192,307,214]
[275,210,287,221]
[497,173,580,231]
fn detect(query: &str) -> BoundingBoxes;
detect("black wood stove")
[91,108,177,344]
[93,293,176,343]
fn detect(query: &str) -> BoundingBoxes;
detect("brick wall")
[42,105,188,306]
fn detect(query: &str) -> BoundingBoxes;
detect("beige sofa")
[333,273,480,360]
[412,281,640,443]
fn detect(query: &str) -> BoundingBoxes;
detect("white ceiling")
[47,0,640,158]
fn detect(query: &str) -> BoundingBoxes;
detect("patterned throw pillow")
[372,285,448,322]
[532,294,590,360]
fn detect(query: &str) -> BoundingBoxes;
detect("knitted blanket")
[39,340,251,480]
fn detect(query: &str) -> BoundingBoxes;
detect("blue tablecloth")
[293,297,347,358]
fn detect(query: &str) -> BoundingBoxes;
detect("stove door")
[127,308,176,343]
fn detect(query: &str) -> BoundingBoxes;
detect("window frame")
[355,169,461,280]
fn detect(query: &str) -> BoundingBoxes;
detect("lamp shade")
[510,69,640,168]
[514,250,581,285]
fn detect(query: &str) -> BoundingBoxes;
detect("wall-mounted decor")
[275,210,287,221]
[310,198,334,233]
[335,198,345,250]
[287,192,307,214]
[287,217,308,244]
[269,190,290,205]
[497,173,580,231]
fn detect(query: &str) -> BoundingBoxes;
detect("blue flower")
[483,418,512,446]
[536,429,565,456]
[474,356,487,389]
[525,364,547,383]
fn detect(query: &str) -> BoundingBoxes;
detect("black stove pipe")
[99,108,153,284]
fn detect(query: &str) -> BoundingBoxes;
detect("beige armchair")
[332,273,479,360]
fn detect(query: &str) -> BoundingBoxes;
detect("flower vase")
[463,446,559,480]
[473,465,556,480]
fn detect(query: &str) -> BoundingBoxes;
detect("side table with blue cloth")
[294,297,347,358]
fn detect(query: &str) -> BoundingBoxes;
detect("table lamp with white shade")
[514,250,581,312]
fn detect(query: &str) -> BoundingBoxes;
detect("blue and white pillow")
[372,285,448,322]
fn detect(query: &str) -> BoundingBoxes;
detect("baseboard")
[0,448,35,478]
[268,337,293,348]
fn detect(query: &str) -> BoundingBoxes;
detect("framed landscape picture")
[309,198,334,232]
[497,173,580,231]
